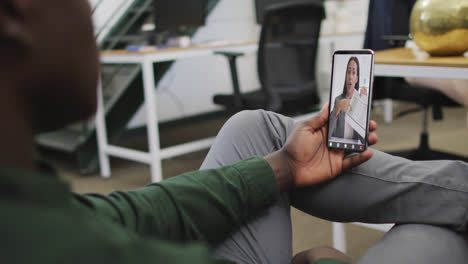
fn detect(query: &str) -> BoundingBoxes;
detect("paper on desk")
[406,40,430,60]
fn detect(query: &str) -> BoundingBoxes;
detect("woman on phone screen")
[329,57,368,143]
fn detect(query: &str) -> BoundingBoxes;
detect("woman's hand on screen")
[360,87,368,97]
[336,99,351,116]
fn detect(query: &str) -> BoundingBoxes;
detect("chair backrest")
[364,0,417,51]
[391,0,414,36]
[363,0,417,100]
[257,0,325,107]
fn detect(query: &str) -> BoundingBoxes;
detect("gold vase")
[410,0,468,56]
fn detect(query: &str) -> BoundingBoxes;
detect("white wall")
[90,0,137,44]
[316,0,369,102]
[109,0,370,128]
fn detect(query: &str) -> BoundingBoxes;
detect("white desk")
[374,48,468,79]
[96,42,257,182]
[375,48,468,122]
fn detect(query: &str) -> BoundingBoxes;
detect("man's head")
[0,0,99,132]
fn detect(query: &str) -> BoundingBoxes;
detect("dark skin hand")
[266,102,378,192]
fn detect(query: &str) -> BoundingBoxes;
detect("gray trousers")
[200,110,468,264]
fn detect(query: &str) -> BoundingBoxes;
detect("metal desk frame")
[96,43,257,182]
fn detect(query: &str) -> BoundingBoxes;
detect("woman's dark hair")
[341,56,360,97]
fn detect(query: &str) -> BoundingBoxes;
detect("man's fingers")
[305,102,330,130]
[342,150,373,171]
[321,102,330,119]
[367,121,378,146]
[322,101,330,112]
[369,120,377,132]
[368,132,378,146]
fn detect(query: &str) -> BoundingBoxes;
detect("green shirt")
[0,157,280,264]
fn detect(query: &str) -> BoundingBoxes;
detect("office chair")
[213,0,324,115]
[365,0,468,162]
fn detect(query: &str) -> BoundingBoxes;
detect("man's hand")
[266,103,378,192]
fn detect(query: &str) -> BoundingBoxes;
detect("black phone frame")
[327,49,375,153]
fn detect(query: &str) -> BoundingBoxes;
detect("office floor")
[51,102,468,262]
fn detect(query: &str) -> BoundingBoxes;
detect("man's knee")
[358,224,468,264]
[225,110,268,130]
[223,110,293,142]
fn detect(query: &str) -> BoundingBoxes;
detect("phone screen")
[327,50,374,152]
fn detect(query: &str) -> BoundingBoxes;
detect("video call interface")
[327,53,373,151]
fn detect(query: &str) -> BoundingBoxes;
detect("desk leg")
[383,99,393,123]
[333,222,347,253]
[96,78,111,178]
[142,60,163,182]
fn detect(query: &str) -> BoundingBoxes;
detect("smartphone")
[327,49,374,152]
